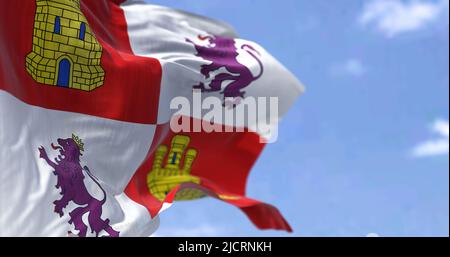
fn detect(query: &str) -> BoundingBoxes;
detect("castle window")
[171,153,177,164]
[79,22,86,40]
[54,16,61,34]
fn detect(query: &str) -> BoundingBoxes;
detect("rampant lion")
[38,135,119,237]
[187,35,264,102]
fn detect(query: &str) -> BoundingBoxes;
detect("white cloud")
[359,0,449,37]
[331,58,366,77]
[366,232,380,237]
[412,119,449,157]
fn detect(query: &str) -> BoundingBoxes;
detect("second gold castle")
[147,135,206,201]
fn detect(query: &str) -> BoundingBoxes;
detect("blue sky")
[145,0,449,237]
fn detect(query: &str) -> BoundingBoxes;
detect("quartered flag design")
[0,0,304,236]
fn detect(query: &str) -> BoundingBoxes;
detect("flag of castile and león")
[0,0,304,236]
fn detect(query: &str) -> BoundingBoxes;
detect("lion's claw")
[38,146,47,159]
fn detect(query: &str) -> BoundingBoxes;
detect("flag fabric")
[0,0,304,236]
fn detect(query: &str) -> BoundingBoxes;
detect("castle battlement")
[25,0,104,91]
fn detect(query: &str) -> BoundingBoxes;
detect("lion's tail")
[241,44,264,80]
[83,166,107,204]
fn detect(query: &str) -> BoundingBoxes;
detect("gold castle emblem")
[25,0,105,91]
[147,135,207,201]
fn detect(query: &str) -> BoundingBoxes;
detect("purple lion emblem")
[38,134,119,237]
[187,35,264,101]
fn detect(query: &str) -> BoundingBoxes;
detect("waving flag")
[0,0,304,236]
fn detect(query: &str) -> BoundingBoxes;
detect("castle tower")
[147,135,205,201]
[25,0,105,91]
